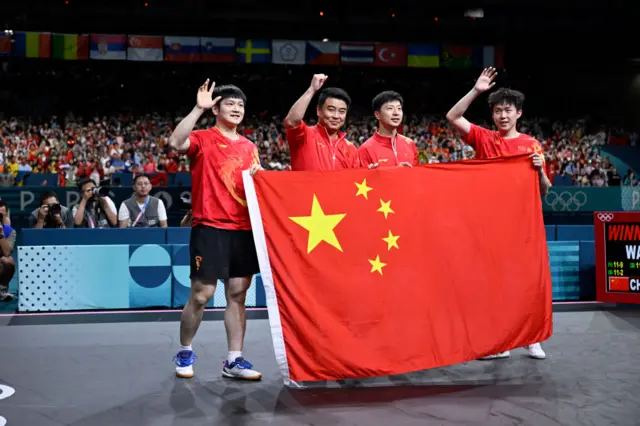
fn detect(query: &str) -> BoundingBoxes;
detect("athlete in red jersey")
[358,91,418,169]
[169,80,263,381]
[447,67,551,361]
[284,74,359,171]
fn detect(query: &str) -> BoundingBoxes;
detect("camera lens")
[49,203,61,215]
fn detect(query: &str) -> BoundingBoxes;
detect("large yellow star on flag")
[355,179,373,200]
[289,194,346,254]
[369,255,387,275]
[382,230,400,250]
[377,199,395,219]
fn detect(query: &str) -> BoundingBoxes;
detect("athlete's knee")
[189,280,215,307]
[225,277,250,303]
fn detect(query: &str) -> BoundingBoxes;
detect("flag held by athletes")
[244,155,553,385]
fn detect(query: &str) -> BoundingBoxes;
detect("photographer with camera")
[29,191,74,229]
[0,200,16,301]
[72,179,118,228]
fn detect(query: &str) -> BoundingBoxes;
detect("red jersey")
[187,127,259,231]
[357,132,419,168]
[465,124,543,159]
[285,120,359,171]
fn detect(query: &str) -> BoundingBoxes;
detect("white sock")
[180,345,192,352]
[228,351,242,363]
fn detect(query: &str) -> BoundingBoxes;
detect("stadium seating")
[1,114,637,188]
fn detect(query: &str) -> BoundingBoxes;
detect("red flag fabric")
[244,155,552,385]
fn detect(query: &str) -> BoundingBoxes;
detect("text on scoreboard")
[605,222,640,293]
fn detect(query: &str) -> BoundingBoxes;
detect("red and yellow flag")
[245,154,552,385]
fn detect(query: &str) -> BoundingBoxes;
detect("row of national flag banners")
[0,32,504,68]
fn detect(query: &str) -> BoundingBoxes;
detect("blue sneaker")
[173,350,197,378]
[222,357,262,381]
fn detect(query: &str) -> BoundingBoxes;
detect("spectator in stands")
[29,191,74,229]
[608,167,622,186]
[1,98,637,188]
[72,178,118,228]
[0,200,16,301]
[118,174,168,228]
[623,170,637,186]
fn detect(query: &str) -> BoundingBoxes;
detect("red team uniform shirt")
[357,132,419,168]
[465,123,544,158]
[285,121,359,171]
[465,123,550,176]
[187,127,260,231]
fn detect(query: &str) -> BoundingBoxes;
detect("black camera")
[48,203,62,216]
[92,187,110,197]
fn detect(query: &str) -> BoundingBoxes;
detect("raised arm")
[169,79,221,153]
[446,67,497,138]
[284,74,327,128]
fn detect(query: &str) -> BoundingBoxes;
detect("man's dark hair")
[318,87,351,109]
[0,200,7,210]
[133,174,150,185]
[487,88,525,111]
[78,178,96,191]
[213,85,247,107]
[372,91,403,112]
[40,191,58,205]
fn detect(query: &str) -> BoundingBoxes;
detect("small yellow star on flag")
[355,179,373,200]
[377,199,394,219]
[382,230,399,250]
[369,255,387,275]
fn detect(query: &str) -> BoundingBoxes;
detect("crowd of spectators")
[0,113,637,187]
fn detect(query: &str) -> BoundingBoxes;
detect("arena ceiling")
[3,0,636,45]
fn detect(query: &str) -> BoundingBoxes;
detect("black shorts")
[189,225,260,282]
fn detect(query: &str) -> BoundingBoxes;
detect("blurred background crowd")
[1,110,637,187]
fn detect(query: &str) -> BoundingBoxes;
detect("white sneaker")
[0,290,14,301]
[176,364,194,378]
[173,350,196,378]
[525,343,546,359]
[479,351,511,360]
[222,357,262,381]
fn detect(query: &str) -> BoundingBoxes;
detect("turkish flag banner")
[374,43,408,67]
[244,155,553,386]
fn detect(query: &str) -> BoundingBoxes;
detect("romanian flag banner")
[12,32,51,58]
[244,155,553,386]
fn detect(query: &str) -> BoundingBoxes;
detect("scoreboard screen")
[595,212,640,304]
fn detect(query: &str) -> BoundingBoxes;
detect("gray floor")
[0,310,639,426]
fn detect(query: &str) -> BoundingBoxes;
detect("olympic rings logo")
[597,213,614,222]
[545,191,588,212]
